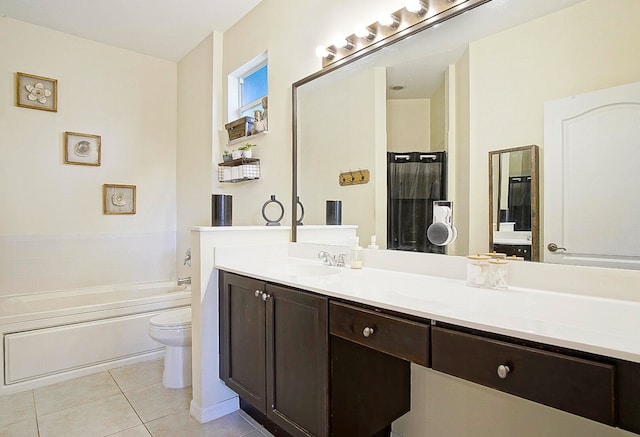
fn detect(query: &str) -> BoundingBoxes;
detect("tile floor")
[0,359,274,437]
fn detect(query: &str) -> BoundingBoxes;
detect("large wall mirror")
[292,0,640,269]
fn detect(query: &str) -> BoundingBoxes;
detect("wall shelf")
[218,158,260,183]
[227,131,268,147]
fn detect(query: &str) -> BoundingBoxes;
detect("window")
[228,52,268,122]
[240,64,268,117]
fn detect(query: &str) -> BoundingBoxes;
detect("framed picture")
[103,184,136,215]
[16,72,58,112]
[64,132,101,166]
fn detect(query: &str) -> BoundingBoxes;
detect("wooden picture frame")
[64,132,101,166]
[103,184,136,215]
[16,72,58,112]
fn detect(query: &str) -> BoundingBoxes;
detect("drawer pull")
[497,364,510,379]
[262,293,271,301]
[363,327,375,338]
[255,290,262,297]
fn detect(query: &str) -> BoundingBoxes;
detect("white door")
[544,81,640,269]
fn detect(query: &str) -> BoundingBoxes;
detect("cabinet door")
[219,273,267,413]
[265,284,329,437]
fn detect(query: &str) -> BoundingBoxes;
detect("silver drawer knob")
[255,290,262,297]
[363,327,374,338]
[497,364,510,379]
[262,293,271,301]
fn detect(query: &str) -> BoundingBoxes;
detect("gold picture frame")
[103,184,136,215]
[16,72,58,112]
[65,132,101,166]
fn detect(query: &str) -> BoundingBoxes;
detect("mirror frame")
[488,145,539,261]
[290,0,491,242]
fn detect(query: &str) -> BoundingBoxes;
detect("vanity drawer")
[431,327,615,425]
[329,301,429,366]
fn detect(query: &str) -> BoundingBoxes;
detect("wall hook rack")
[339,169,370,186]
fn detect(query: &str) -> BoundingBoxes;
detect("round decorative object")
[74,140,92,157]
[296,196,305,225]
[262,195,285,226]
[111,192,128,207]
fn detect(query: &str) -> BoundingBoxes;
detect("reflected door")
[544,81,640,269]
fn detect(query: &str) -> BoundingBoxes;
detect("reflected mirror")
[292,0,640,269]
[488,145,539,261]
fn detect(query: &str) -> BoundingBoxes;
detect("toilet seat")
[150,307,191,329]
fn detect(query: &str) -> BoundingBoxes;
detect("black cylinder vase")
[212,194,232,226]
[326,200,342,225]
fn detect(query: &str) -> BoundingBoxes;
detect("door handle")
[547,243,567,252]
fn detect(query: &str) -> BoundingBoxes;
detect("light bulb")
[315,46,335,59]
[405,0,427,14]
[355,25,375,40]
[333,35,353,50]
[378,13,400,29]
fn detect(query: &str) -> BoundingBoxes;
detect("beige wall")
[0,18,177,295]
[176,33,224,279]
[430,79,446,150]
[448,50,471,257]
[467,0,640,256]
[387,99,430,152]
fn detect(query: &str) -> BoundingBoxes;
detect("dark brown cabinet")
[220,272,640,436]
[329,301,430,437]
[431,326,615,425]
[220,273,328,437]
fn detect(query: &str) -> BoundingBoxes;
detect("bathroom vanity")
[216,245,640,437]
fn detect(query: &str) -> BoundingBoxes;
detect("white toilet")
[148,307,192,389]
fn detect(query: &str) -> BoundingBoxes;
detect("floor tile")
[37,393,141,437]
[110,359,164,392]
[124,383,192,423]
[34,371,121,415]
[106,424,153,437]
[0,390,35,427]
[238,411,274,437]
[243,431,271,437]
[145,410,256,437]
[0,417,38,437]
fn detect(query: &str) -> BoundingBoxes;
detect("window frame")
[228,52,268,122]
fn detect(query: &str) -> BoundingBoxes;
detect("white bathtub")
[0,281,191,395]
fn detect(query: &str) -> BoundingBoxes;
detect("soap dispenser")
[350,237,363,269]
[367,235,379,249]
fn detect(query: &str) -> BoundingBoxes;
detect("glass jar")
[489,259,509,290]
[466,254,491,287]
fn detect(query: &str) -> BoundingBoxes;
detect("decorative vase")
[242,150,253,159]
[326,200,342,225]
[212,194,232,226]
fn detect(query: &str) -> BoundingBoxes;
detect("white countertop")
[214,244,640,364]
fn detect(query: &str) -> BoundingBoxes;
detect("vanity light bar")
[315,0,490,68]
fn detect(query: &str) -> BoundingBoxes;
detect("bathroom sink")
[282,264,342,277]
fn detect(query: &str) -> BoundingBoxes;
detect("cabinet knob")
[497,364,510,379]
[262,293,271,301]
[363,327,374,338]
[255,290,262,297]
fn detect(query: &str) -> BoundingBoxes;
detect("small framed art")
[16,72,58,112]
[65,132,101,166]
[103,184,136,215]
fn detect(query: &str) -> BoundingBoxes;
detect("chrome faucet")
[317,251,347,267]
[184,248,192,266]
[177,276,191,286]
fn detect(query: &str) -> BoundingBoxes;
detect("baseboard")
[189,396,239,423]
